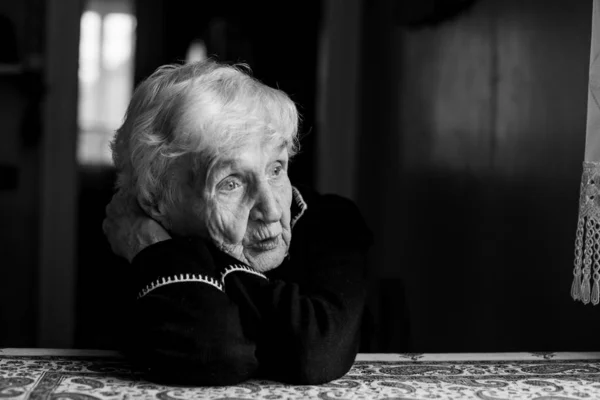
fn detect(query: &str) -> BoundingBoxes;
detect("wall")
[0,0,79,348]
[0,0,44,347]
[357,0,600,352]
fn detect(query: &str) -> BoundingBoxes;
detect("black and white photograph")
[1,0,600,398]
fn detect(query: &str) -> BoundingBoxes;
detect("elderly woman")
[103,60,373,386]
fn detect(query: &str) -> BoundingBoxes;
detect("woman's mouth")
[248,234,280,251]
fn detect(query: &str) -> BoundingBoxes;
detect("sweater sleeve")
[219,194,373,384]
[124,238,259,386]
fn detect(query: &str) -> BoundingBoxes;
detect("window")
[77,2,136,165]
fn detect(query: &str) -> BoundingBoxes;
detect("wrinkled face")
[166,135,293,272]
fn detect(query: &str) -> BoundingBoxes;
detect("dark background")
[1,0,599,353]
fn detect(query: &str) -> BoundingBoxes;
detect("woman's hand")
[102,190,171,263]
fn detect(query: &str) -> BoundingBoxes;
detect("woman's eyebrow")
[206,159,236,182]
[212,158,240,171]
[276,141,288,153]
[270,142,288,159]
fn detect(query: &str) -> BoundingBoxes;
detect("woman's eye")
[270,164,285,178]
[220,178,241,192]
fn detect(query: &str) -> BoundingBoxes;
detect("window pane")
[77,10,136,165]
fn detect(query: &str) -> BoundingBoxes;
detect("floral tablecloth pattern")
[1,350,599,399]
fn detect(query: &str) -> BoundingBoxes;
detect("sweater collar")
[290,186,307,229]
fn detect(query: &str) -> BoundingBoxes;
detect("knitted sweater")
[124,185,373,386]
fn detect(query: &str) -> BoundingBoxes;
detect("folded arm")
[221,249,367,384]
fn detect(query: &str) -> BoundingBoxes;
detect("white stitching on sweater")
[137,274,223,299]
[221,264,268,286]
[291,186,307,228]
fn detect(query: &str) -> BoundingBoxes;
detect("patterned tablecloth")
[1,349,600,399]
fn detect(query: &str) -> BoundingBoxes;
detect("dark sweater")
[124,185,373,386]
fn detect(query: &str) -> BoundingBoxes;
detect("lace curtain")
[572,0,600,305]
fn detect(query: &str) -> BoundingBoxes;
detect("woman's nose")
[250,183,282,223]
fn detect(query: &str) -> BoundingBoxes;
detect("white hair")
[111,59,300,210]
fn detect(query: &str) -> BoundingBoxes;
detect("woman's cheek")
[206,202,247,245]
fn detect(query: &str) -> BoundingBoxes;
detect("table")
[1,349,600,399]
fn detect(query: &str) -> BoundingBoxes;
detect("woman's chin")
[244,244,288,272]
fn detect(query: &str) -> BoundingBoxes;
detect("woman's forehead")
[212,138,288,168]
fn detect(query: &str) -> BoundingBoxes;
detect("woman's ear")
[137,195,171,229]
